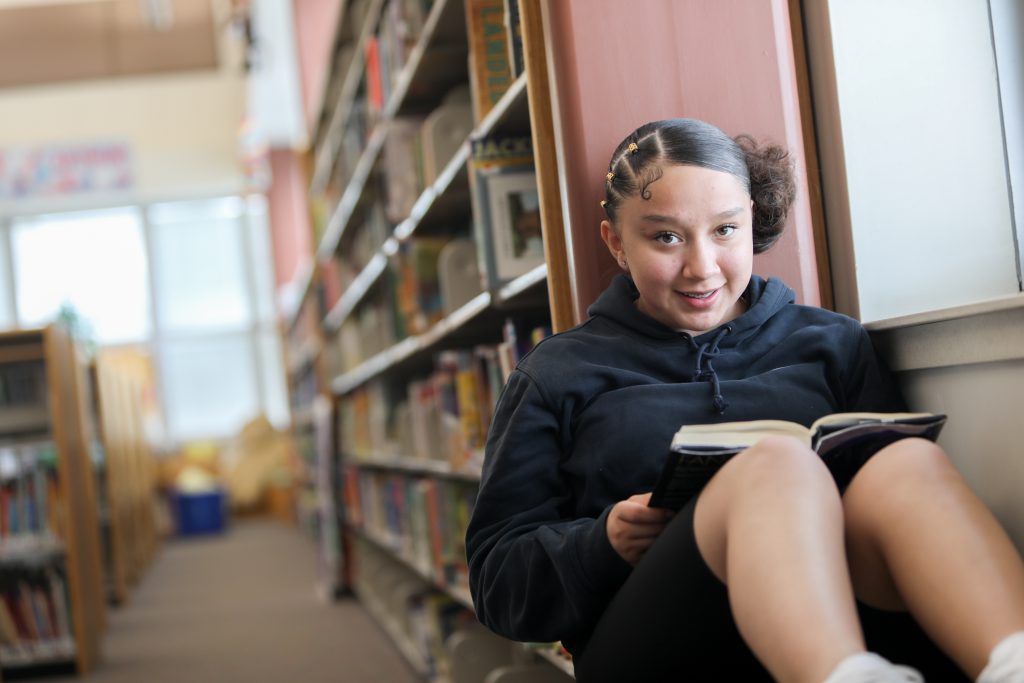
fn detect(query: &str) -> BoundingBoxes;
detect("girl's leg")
[842,438,1024,678]
[693,436,865,683]
[573,488,774,683]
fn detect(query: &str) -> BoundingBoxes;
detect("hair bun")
[734,135,796,253]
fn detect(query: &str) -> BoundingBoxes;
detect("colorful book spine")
[465,0,514,122]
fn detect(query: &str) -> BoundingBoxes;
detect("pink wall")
[292,0,344,135]
[267,149,313,288]
[545,0,821,321]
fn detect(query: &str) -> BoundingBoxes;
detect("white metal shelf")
[330,291,493,395]
[344,452,483,482]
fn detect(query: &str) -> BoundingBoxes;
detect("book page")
[671,419,812,450]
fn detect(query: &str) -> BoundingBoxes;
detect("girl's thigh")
[572,499,969,683]
[573,498,773,683]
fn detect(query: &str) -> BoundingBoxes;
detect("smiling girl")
[466,119,1024,683]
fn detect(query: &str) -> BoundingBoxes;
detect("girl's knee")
[733,434,834,489]
[852,438,956,489]
[696,436,838,533]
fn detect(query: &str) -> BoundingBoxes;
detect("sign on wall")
[0,142,134,202]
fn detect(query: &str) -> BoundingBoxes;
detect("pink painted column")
[292,0,344,135]
[266,149,314,290]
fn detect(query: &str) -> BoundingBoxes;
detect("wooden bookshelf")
[91,349,160,605]
[288,0,574,679]
[0,326,106,675]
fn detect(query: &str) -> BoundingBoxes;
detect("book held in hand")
[648,412,947,510]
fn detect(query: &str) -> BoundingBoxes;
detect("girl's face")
[601,164,754,335]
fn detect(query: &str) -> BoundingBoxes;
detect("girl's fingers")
[616,502,674,524]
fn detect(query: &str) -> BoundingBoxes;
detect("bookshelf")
[282,0,578,679]
[0,326,106,675]
[91,349,160,606]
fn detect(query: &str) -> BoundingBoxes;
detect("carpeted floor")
[19,519,423,683]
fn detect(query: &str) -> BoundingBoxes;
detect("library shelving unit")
[91,349,160,606]
[0,325,107,676]
[285,0,577,680]
[284,261,347,600]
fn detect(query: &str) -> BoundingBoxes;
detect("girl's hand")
[606,492,675,566]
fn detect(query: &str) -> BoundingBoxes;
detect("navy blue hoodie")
[465,274,904,656]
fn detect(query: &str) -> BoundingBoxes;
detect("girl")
[465,118,1024,682]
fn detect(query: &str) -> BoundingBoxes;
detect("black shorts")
[573,496,968,683]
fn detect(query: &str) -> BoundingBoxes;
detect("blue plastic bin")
[171,489,228,536]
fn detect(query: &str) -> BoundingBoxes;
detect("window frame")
[801,0,1023,323]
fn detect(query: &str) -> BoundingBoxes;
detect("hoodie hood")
[586,273,796,413]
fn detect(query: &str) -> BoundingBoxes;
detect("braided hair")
[601,119,795,254]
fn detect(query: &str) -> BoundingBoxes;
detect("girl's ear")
[600,220,628,270]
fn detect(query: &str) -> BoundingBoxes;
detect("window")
[803,0,1022,322]
[160,334,261,441]
[0,194,289,445]
[149,197,252,333]
[10,207,150,343]
[0,224,15,330]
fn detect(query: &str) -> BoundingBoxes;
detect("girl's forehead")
[629,165,748,205]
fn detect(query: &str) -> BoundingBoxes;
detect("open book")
[648,412,947,510]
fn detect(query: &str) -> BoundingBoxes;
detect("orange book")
[365,36,385,114]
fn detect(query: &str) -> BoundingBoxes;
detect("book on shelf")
[0,592,18,646]
[0,361,49,434]
[437,238,482,315]
[394,237,451,335]
[419,86,474,187]
[503,0,524,78]
[465,0,514,122]
[383,116,426,223]
[649,412,948,511]
[365,35,387,116]
[485,169,544,281]
[468,135,540,290]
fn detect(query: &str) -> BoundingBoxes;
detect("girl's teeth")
[683,291,713,299]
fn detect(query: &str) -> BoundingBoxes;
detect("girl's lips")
[677,287,720,308]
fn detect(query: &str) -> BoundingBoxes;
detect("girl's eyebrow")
[639,206,745,225]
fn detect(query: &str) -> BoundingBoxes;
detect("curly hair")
[602,119,796,254]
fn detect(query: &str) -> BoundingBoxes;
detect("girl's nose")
[684,241,719,280]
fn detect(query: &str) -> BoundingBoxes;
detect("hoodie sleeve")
[465,368,632,645]
[842,325,908,413]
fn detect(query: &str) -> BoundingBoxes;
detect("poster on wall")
[0,141,134,204]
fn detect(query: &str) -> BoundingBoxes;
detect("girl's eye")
[716,225,737,237]
[654,232,681,245]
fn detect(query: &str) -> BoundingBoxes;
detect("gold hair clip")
[606,172,615,181]
[627,142,639,154]
[600,200,607,208]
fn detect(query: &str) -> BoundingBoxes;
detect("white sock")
[821,652,924,683]
[977,632,1024,683]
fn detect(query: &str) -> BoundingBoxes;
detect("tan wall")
[898,359,1024,551]
[871,300,1024,550]
[0,68,247,213]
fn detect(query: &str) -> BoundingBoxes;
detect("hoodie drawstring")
[691,325,732,414]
